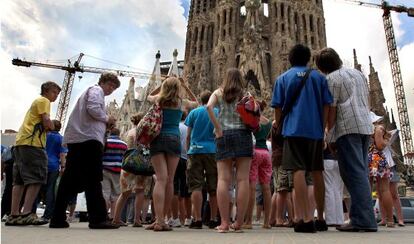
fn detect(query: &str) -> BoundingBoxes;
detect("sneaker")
[315,220,328,231]
[184,218,192,226]
[294,220,316,233]
[89,220,120,229]
[5,215,22,226]
[16,213,48,226]
[189,220,203,229]
[2,214,8,222]
[208,220,220,229]
[168,218,181,228]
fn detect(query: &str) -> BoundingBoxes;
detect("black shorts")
[282,137,323,171]
[13,145,48,185]
[150,134,181,157]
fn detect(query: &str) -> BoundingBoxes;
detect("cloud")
[1,0,187,130]
[323,0,414,153]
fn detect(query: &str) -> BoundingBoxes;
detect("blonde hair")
[158,77,181,108]
[222,68,243,103]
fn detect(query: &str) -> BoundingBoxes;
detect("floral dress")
[368,143,392,179]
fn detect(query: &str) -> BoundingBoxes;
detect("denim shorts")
[150,134,181,157]
[215,129,253,161]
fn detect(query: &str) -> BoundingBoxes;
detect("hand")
[215,129,223,138]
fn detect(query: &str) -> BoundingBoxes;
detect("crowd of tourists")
[1,44,405,233]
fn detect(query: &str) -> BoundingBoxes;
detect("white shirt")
[63,85,108,146]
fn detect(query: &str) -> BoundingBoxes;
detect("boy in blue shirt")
[271,44,332,233]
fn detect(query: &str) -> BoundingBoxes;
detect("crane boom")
[12,54,164,129]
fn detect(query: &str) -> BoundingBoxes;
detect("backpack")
[136,103,163,146]
[236,93,261,132]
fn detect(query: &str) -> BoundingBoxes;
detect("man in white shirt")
[50,73,119,229]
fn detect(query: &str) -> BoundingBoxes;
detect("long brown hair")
[157,77,181,108]
[222,68,244,103]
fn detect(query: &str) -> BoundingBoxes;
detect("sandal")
[241,224,252,229]
[386,222,395,228]
[133,222,143,227]
[262,224,272,229]
[215,225,229,233]
[230,223,243,233]
[398,223,405,227]
[145,222,156,230]
[153,223,172,232]
[112,221,128,227]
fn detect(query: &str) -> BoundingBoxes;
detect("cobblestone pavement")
[2,222,414,244]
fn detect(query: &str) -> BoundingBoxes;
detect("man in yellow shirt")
[5,81,61,226]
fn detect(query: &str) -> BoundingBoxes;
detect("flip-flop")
[215,225,229,233]
[398,223,405,227]
[230,223,243,233]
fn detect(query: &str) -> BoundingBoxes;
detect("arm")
[147,85,161,103]
[41,113,54,131]
[86,88,109,123]
[186,126,192,151]
[374,126,387,150]
[327,106,337,131]
[206,90,222,138]
[59,152,66,172]
[323,104,329,129]
[273,107,282,130]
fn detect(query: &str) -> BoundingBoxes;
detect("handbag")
[121,145,154,176]
[236,92,261,132]
[272,69,312,147]
[136,103,163,146]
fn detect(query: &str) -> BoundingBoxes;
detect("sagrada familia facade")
[107,0,405,178]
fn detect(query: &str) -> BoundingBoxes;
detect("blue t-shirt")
[271,67,333,140]
[184,106,218,154]
[46,131,68,172]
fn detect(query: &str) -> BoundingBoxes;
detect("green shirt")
[254,122,271,149]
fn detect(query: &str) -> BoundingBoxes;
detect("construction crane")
[342,0,414,165]
[12,53,164,128]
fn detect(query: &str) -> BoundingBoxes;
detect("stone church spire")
[184,0,327,105]
[353,49,362,72]
[368,56,387,117]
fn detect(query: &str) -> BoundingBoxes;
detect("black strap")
[276,69,313,131]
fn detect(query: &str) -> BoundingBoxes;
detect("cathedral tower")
[184,0,327,101]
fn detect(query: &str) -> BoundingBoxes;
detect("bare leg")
[21,184,42,215]
[134,189,144,224]
[378,177,394,225]
[276,191,288,225]
[244,182,256,225]
[113,191,131,223]
[151,154,169,225]
[216,159,233,229]
[234,157,251,228]
[293,170,311,222]
[312,171,325,221]
[10,185,25,215]
[390,182,404,225]
[164,154,179,222]
[307,185,316,220]
[261,183,271,227]
[269,192,277,225]
[191,191,203,221]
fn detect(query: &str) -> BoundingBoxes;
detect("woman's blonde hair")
[222,68,244,103]
[158,77,181,108]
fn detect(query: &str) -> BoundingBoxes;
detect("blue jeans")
[336,134,377,229]
[43,171,60,219]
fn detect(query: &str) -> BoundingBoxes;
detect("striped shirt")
[102,135,128,173]
[327,67,373,141]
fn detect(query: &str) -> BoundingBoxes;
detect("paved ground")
[1,222,413,244]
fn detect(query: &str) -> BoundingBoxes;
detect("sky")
[1,0,413,144]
